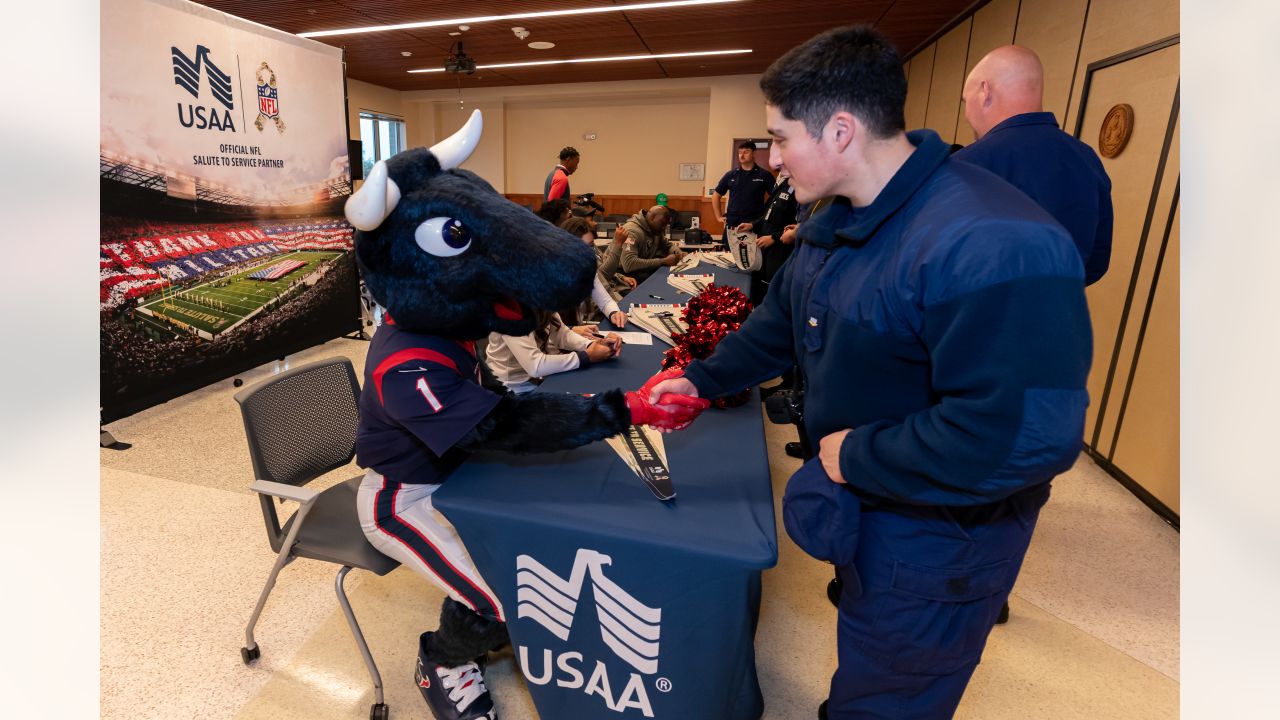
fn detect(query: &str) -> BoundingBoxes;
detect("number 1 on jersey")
[415,376,443,412]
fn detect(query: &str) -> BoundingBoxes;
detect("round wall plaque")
[1099,103,1134,158]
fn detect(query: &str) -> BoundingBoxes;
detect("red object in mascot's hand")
[625,367,711,431]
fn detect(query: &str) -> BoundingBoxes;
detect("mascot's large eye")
[414,217,472,257]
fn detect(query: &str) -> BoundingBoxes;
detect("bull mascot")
[346,110,708,720]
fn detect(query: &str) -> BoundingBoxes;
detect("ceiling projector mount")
[445,42,477,75]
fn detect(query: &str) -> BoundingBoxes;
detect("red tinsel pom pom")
[660,284,754,408]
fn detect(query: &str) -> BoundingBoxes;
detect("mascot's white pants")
[358,470,506,622]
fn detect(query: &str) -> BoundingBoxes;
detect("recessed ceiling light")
[449,32,461,36]
[299,0,745,39]
[528,41,555,50]
[401,51,413,57]
[408,48,750,73]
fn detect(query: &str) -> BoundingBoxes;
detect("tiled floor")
[101,336,1179,719]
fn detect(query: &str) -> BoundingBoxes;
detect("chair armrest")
[250,480,320,506]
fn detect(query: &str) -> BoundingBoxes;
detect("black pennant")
[624,425,676,501]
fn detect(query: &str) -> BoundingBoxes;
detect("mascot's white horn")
[429,108,483,170]
[344,160,402,232]
[344,109,480,231]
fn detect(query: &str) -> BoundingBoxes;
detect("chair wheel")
[370,702,389,720]
[241,645,261,664]
[827,576,842,608]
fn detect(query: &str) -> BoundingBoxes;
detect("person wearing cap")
[544,146,580,202]
[734,172,799,306]
[712,141,775,245]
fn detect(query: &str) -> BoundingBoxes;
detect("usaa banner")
[100,0,359,421]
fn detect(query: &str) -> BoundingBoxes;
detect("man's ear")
[829,111,858,154]
[981,80,994,109]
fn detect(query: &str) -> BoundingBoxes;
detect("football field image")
[136,250,343,337]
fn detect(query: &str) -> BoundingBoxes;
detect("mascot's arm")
[455,390,631,454]
[453,369,711,454]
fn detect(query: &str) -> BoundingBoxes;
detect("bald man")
[956,45,1114,285]
[619,205,682,283]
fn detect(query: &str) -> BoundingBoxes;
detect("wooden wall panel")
[1093,107,1179,458]
[1112,201,1179,513]
[1064,0,1182,132]
[1014,0,1091,124]
[955,0,1020,145]
[903,44,935,130]
[1079,45,1179,448]
[923,19,973,143]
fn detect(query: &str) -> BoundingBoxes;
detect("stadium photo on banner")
[99,0,360,421]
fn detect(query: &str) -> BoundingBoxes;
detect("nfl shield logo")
[257,84,278,118]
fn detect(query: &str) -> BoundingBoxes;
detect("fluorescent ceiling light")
[299,0,745,39]
[408,49,751,74]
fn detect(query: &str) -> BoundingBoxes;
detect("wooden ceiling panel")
[875,0,974,57]
[193,1,978,91]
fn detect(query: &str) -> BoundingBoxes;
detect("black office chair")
[234,357,398,720]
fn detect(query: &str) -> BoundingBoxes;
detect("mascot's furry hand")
[625,368,711,431]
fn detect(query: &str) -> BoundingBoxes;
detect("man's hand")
[613,226,629,245]
[818,429,851,484]
[620,275,638,289]
[662,253,682,266]
[779,224,799,245]
[584,340,616,362]
[601,333,623,357]
[609,310,628,328]
[734,222,754,233]
[625,368,710,431]
[756,234,776,249]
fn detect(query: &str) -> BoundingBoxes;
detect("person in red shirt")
[543,146,579,202]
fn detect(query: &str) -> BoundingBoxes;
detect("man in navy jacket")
[650,26,1092,719]
[955,45,1114,285]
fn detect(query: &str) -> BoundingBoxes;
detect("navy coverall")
[955,112,1114,285]
[683,130,1092,718]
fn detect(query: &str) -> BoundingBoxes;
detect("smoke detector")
[512,26,531,40]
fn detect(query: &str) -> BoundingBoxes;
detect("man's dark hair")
[737,141,756,151]
[760,25,906,139]
[559,216,593,238]
[537,198,570,223]
[559,146,580,161]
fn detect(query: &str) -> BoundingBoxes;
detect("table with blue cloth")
[433,262,778,719]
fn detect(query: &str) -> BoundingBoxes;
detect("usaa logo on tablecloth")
[172,45,236,132]
[516,549,664,717]
[254,62,285,134]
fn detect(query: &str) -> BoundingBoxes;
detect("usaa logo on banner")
[171,44,236,132]
[516,549,668,717]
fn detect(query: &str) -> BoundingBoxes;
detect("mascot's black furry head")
[346,110,597,339]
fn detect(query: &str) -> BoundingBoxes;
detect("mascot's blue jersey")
[356,319,501,484]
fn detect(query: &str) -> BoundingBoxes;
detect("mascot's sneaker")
[415,632,497,720]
